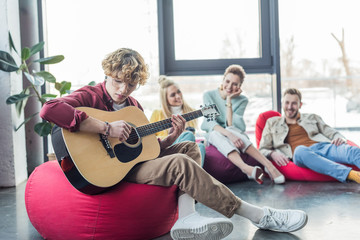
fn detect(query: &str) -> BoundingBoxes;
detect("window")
[43,0,279,137]
[173,0,260,60]
[158,0,279,76]
[279,0,360,128]
[279,0,360,143]
[43,0,159,92]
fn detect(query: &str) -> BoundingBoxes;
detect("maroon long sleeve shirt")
[40,81,143,132]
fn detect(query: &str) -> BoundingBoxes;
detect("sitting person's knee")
[170,154,200,172]
[294,145,308,154]
[293,145,308,164]
[173,140,197,150]
[181,131,196,141]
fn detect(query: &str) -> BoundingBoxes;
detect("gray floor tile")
[1,178,360,240]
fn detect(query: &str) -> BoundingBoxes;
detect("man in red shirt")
[40,48,307,239]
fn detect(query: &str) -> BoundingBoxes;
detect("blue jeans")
[293,142,360,182]
[173,131,206,167]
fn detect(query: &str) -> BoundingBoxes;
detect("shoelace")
[264,208,289,228]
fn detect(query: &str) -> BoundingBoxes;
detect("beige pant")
[124,141,241,218]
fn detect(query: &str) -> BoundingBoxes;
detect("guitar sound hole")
[126,128,139,145]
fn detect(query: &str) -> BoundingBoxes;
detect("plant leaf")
[34,121,53,137]
[29,42,45,57]
[34,55,64,64]
[23,72,35,85]
[15,100,25,117]
[8,32,18,54]
[58,81,72,96]
[23,71,44,86]
[35,71,56,83]
[39,97,47,105]
[14,88,30,116]
[55,82,61,91]
[41,93,57,99]
[14,112,39,131]
[18,63,26,71]
[88,81,96,86]
[6,93,31,104]
[21,47,30,61]
[33,74,45,86]
[0,50,19,72]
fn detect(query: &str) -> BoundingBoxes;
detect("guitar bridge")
[99,134,115,158]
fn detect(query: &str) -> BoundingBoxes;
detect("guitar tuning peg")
[207,119,211,122]
[200,105,203,108]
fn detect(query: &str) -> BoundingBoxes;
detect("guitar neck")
[136,109,203,137]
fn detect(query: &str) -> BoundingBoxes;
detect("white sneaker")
[170,212,233,240]
[252,207,308,232]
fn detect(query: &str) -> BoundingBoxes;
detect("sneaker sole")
[170,221,233,240]
[268,213,309,232]
[288,213,308,232]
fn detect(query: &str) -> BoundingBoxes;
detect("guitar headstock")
[201,104,220,121]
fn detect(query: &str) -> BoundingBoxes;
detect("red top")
[40,81,143,132]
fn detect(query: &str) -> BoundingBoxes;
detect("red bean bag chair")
[255,110,360,181]
[255,110,282,148]
[25,160,178,240]
[203,144,262,183]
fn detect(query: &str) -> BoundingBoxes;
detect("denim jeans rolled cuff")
[293,143,352,182]
[197,142,206,167]
[173,131,196,145]
[173,131,206,167]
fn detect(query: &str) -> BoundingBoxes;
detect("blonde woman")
[202,64,285,184]
[150,75,206,166]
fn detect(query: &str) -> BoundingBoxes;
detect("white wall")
[0,0,28,186]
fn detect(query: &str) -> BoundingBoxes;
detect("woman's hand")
[227,132,245,149]
[229,87,242,99]
[109,120,132,142]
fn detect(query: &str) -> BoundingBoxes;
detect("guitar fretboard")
[136,110,203,137]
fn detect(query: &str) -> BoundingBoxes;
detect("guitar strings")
[110,105,218,143]
[118,109,205,143]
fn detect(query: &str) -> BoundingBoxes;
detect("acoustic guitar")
[51,104,219,194]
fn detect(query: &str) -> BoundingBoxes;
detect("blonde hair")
[102,48,149,86]
[223,64,246,84]
[158,75,198,129]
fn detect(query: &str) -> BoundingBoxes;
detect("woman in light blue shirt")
[202,64,284,184]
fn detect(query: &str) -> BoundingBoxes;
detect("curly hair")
[102,48,149,85]
[223,64,246,84]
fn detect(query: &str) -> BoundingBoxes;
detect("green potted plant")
[0,32,71,137]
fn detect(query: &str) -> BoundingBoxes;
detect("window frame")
[157,0,279,76]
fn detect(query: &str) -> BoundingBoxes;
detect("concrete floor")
[1,178,360,240]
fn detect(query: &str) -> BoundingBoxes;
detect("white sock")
[178,193,196,219]
[235,200,264,223]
